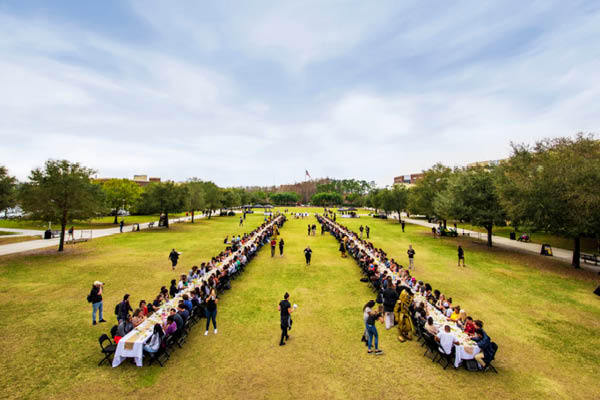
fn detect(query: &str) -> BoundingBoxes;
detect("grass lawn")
[433,219,599,254]
[0,235,41,245]
[0,213,187,231]
[1,212,599,399]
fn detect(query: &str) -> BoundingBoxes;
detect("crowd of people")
[316,214,497,370]
[91,214,287,365]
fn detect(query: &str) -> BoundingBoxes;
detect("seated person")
[463,316,476,335]
[424,317,438,335]
[139,300,148,316]
[182,294,193,312]
[131,308,146,327]
[144,324,165,354]
[472,328,493,368]
[177,303,190,323]
[455,310,467,328]
[435,324,460,355]
[164,316,177,337]
[448,306,461,322]
[116,314,134,338]
[170,308,184,331]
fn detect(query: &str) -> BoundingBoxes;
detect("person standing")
[119,219,124,233]
[407,245,416,270]
[117,294,133,324]
[458,245,465,267]
[88,281,105,325]
[279,238,285,256]
[278,292,294,346]
[339,241,347,258]
[304,246,312,266]
[366,226,370,239]
[431,226,437,239]
[204,288,218,335]
[382,279,398,330]
[359,225,364,239]
[68,226,75,241]
[362,300,376,345]
[365,306,384,354]
[169,249,180,270]
[270,237,277,257]
[239,216,243,226]
[401,221,405,232]
[307,224,311,236]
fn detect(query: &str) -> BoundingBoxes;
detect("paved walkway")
[387,213,599,273]
[0,215,196,256]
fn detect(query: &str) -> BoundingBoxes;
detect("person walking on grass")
[278,292,295,346]
[119,219,124,233]
[359,225,364,239]
[366,305,384,355]
[279,238,285,256]
[307,224,311,236]
[304,246,312,266]
[458,245,465,267]
[270,237,277,257]
[407,245,415,270]
[366,225,370,239]
[401,220,405,232]
[169,249,180,270]
[205,288,218,335]
[88,281,106,325]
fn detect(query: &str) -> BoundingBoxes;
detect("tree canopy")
[100,178,142,224]
[0,165,17,217]
[19,160,104,251]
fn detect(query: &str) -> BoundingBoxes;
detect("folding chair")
[422,333,439,361]
[98,334,116,366]
[146,338,170,367]
[436,346,454,370]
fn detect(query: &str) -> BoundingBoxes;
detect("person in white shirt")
[436,324,459,355]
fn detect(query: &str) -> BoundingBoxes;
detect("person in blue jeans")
[365,306,384,355]
[89,281,106,325]
[204,288,219,335]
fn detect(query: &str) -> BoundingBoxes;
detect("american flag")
[305,169,311,178]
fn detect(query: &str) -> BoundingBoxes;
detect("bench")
[581,253,599,265]
[148,222,155,229]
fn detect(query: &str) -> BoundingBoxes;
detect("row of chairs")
[97,223,281,367]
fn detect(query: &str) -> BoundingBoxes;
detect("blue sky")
[1,1,599,186]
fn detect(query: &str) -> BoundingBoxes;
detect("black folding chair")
[98,334,116,366]
[165,334,177,356]
[422,332,439,361]
[146,338,170,367]
[436,346,454,370]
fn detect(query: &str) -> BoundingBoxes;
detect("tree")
[0,166,17,218]
[141,182,187,228]
[365,189,382,213]
[270,192,300,205]
[311,192,343,206]
[185,179,206,223]
[497,134,600,267]
[345,192,364,207]
[388,185,409,222]
[408,163,452,224]
[221,188,241,209]
[436,166,506,247]
[100,179,142,224]
[249,190,268,204]
[200,181,222,218]
[19,160,104,251]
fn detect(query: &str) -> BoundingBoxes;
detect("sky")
[1,1,599,187]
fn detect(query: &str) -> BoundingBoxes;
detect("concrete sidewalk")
[387,213,599,273]
[0,215,196,256]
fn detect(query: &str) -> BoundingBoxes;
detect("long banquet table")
[112,215,283,367]
[319,215,479,367]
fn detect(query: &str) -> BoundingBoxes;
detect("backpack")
[114,303,121,316]
[86,294,92,303]
[464,359,479,372]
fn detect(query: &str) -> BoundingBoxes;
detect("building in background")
[95,175,161,187]
[393,173,423,186]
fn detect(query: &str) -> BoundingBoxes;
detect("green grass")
[0,211,599,399]
[435,220,598,254]
[0,235,40,245]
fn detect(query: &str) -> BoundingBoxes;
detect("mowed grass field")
[0,210,599,399]
[0,213,188,230]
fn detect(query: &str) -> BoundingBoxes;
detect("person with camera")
[88,281,106,325]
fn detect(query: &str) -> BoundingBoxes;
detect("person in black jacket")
[117,294,133,323]
[279,238,285,256]
[89,281,105,325]
[382,278,399,330]
[168,249,180,270]
[169,279,178,298]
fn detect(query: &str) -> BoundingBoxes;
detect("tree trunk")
[572,236,581,268]
[397,210,402,223]
[191,210,195,223]
[164,211,169,228]
[443,219,447,229]
[58,219,66,252]
[208,210,212,219]
[486,225,493,247]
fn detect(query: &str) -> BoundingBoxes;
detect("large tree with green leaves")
[497,134,600,267]
[270,192,300,205]
[19,160,104,251]
[185,179,206,223]
[436,166,506,247]
[200,181,222,218]
[221,188,241,209]
[100,178,142,224]
[311,192,343,206]
[140,181,187,228]
[0,166,17,218]
[408,163,452,224]
[387,185,409,222]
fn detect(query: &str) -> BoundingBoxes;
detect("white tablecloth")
[111,215,283,367]
[454,343,480,368]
